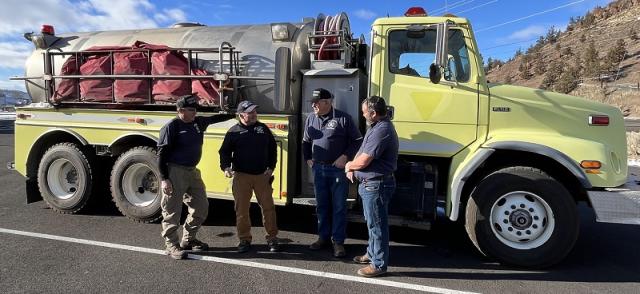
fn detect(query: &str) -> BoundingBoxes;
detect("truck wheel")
[465,166,579,268]
[37,143,93,214]
[110,146,162,223]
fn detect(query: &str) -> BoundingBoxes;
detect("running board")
[347,213,431,230]
[292,197,356,206]
[588,187,640,225]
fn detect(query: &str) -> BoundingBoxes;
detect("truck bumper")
[587,181,640,225]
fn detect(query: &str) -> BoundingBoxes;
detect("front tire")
[37,142,93,214]
[110,146,162,223]
[465,166,579,268]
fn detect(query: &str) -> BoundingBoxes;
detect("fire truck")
[10,7,640,268]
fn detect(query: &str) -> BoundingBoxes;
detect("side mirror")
[274,47,291,111]
[429,63,441,84]
[435,22,449,68]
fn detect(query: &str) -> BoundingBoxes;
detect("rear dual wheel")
[37,143,92,214]
[110,146,162,223]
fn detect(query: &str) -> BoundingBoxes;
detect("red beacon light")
[405,7,428,17]
[41,25,55,35]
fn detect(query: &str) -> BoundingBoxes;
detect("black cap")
[310,88,333,103]
[237,100,258,113]
[176,94,199,109]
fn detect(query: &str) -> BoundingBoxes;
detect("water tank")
[23,22,314,114]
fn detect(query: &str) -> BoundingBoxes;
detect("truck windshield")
[389,28,470,82]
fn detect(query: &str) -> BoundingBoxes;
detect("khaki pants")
[161,164,209,247]
[232,172,278,242]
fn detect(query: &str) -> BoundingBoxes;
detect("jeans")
[312,163,349,244]
[358,177,395,271]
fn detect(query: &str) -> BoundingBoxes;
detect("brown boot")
[309,238,328,250]
[353,254,370,264]
[357,265,386,278]
[165,245,186,260]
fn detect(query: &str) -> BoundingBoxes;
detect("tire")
[37,142,93,214]
[465,166,579,268]
[110,146,162,223]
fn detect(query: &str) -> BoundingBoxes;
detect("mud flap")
[26,177,42,204]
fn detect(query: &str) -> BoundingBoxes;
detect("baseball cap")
[176,94,199,109]
[310,88,333,103]
[237,100,258,113]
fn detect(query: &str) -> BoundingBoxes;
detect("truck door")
[379,26,478,157]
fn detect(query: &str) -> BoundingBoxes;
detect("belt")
[314,160,334,165]
[360,174,394,183]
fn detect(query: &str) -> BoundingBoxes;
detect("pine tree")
[582,40,600,79]
[556,66,580,94]
[541,60,564,90]
[519,60,532,80]
[604,39,627,74]
[532,52,546,75]
[546,26,559,44]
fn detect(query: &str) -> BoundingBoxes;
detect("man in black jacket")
[158,94,232,260]
[219,100,280,253]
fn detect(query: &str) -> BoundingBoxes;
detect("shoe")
[237,240,251,253]
[309,238,328,250]
[267,239,281,252]
[332,243,346,258]
[165,245,186,260]
[353,254,370,264]
[357,265,386,278]
[180,239,209,252]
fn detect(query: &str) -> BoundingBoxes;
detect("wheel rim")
[121,163,159,207]
[489,191,555,250]
[46,158,79,200]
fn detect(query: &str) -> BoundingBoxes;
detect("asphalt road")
[1,132,639,293]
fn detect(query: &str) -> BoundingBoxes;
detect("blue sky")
[0,0,614,91]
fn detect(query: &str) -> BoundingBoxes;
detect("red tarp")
[53,41,221,106]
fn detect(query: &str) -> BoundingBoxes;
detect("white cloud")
[354,9,376,20]
[507,25,546,41]
[0,80,26,92]
[0,0,188,37]
[0,42,31,69]
[0,0,188,90]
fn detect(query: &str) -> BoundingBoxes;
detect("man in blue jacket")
[303,88,362,257]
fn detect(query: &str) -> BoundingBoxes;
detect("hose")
[316,12,350,60]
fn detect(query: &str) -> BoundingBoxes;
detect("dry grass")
[572,85,640,117]
[628,131,640,160]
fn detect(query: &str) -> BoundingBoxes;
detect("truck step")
[292,197,355,206]
[588,190,640,225]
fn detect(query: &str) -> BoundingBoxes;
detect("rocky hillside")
[486,0,640,116]
[0,89,30,106]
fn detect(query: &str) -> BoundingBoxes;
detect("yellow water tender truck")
[10,7,639,268]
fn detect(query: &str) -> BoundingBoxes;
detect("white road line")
[0,228,480,294]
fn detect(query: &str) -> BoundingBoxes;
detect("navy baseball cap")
[176,94,199,109]
[310,88,333,102]
[237,100,258,113]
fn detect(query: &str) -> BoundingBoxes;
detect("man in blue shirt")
[345,96,398,277]
[157,95,233,259]
[303,88,362,257]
